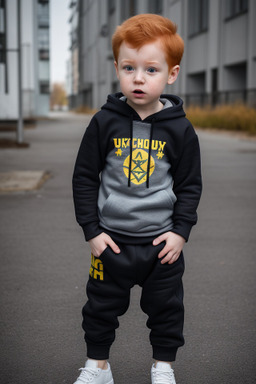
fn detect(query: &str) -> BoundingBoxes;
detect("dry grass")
[186,104,256,135]
[73,103,256,135]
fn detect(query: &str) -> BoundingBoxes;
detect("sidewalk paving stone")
[0,112,256,384]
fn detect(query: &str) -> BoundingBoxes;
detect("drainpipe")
[17,0,24,144]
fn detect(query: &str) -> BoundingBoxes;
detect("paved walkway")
[0,112,255,384]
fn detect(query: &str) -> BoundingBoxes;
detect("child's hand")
[153,231,185,264]
[89,232,120,257]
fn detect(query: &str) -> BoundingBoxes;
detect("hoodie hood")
[102,92,186,121]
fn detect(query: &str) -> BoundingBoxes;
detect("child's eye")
[124,65,134,72]
[147,67,157,73]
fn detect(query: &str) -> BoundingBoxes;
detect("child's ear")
[114,61,119,79]
[167,65,180,85]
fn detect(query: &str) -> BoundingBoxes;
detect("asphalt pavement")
[0,112,255,384]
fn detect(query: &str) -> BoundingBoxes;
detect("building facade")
[67,0,256,110]
[0,0,50,120]
[67,0,79,109]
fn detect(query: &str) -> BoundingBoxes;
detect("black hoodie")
[73,93,202,243]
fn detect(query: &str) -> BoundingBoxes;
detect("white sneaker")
[151,362,176,384]
[73,359,114,384]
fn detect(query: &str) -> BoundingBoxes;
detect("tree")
[50,83,68,110]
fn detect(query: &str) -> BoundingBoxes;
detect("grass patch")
[186,104,256,135]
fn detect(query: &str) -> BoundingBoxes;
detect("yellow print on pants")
[89,254,104,281]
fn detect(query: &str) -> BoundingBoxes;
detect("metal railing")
[183,89,256,108]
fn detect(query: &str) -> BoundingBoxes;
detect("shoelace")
[152,367,175,384]
[77,367,100,383]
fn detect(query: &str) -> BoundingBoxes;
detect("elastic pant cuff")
[152,346,178,362]
[86,343,111,360]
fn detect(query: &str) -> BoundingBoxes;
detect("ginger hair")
[112,14,184,69]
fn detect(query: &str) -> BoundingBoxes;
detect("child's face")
[114,39,179,117]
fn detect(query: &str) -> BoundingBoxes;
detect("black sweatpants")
[82,242,185,362]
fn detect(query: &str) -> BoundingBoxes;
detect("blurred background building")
[67,0,256,110]
[0,0,50,121]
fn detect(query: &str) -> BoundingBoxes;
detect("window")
[148,0,163,14]
[121,0,136,21]
[108,0,115,15]
[225,0,248,19]
[0,0,7,93]
[0,0,6,64]
[0,32,6,64]
[188,0,209,37]
[39,49,49,60]
[40,81,50,94]
[108,0,117,49]
[38,28,49,52]
[37,0,49,63]
[187,72,206,94]
[38,0,49,27]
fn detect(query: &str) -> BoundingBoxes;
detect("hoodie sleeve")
[72,116,105,241]
[171,124,202,241]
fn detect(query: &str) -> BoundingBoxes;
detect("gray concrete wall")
[70,0,256,109]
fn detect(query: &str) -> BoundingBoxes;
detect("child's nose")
[134,69,145,83]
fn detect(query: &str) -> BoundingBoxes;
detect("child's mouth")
[133,89,145,97]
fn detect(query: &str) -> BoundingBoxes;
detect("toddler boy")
[72,13,202,384]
